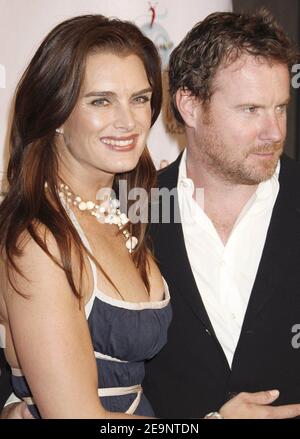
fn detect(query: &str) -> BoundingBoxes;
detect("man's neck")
[186,152,258,245]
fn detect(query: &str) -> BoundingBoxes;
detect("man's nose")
[259,113,285,144]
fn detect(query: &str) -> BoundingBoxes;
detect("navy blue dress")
[10,210,172,418]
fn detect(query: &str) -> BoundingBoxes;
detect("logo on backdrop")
[139,2,173,70]
[138,3,183,135]
[0,64,6,89]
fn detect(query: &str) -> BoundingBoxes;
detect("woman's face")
[58,52,152,183]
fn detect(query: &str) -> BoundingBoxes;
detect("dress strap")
[65,206,98,317]
[17,385,143,414]
[97,384,143,415]
[0,323,6,348]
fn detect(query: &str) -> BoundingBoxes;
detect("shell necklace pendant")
[58,183,138,253]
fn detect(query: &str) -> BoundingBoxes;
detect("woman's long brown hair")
[0,15,162,298]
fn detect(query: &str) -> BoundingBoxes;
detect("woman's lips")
[100,135,138,151]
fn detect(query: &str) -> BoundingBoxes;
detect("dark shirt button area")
[246,329,254,335]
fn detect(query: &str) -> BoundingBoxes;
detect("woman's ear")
[175,88,199,128]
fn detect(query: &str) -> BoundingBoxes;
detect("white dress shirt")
[177,149,280,367]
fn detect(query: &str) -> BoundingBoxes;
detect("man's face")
[193,55,290,185]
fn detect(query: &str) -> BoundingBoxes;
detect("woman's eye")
[91,98,110,107]
[133,95,151,104]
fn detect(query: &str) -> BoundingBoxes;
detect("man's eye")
[276,104,287,113]
[244,106,257,113]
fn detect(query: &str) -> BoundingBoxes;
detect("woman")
[0,15,282,419]
[0,14,170,419]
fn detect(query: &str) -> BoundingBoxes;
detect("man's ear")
[175,88,200,128]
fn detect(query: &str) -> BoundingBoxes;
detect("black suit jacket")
[0,348,12,409]
[143,153,300,418]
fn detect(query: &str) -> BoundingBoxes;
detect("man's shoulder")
[157,152,183,189]
[280,154,300,186]
[278,154,300,208]
[281,154,300,171]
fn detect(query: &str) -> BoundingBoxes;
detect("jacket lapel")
[242,155,300,327]
[154,154,217,336]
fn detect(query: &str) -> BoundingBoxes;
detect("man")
[143,9,300,418]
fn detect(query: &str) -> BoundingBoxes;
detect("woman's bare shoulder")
[2,225,69,303]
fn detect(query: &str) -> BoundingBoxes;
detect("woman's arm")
[4,231,152,419]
